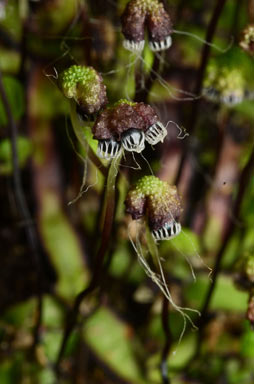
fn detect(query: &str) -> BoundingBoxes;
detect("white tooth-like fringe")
[123,39,145,52]
[149,36,172,52]
[152,222,181,241]
[145,122,167,145]
[222,93,243,106]
[121,130,145,153]
[97,139,121,160]
[245,90,254,100]
[203,87,220,101]
[203,88,244,106]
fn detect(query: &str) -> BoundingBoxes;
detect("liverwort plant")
[58,64,110,169]
[203,47,254,106]
[125,175,199,343]
[125,175,182,241]
[58,64,109,203]
[56,65,132,370]
[121,0,173,52]
[2,1,254,383]
[203,63,246,106]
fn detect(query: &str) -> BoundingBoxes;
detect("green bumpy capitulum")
[128,0,166,15]
[125,176,182,232]
[108,99,137,109]
[59,65,107,115]
[204,63,245,105]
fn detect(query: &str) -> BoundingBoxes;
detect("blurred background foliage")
[0,0,254,383]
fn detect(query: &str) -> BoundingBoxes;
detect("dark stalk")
[160,296,172,384]
[135,45,170,383]
[248,0,254,23]
[134,55,161,103]
[55,154,121,371]
[175,0,185,23]
[230,0,242,39]
[18,21,28,81]
[175,0,227,185]
[145,227,172,384]
[0,69,43,351]
[194,145,254,358]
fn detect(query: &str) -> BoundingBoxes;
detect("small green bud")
[125,176,182,240]
[59,65,107,115]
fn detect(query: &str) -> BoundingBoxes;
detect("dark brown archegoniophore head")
[125,176,182,240]
[121,0,173,53]
[92,99,167,160]
[59,65,108,115]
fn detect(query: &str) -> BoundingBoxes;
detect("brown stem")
[134,55,161,103]
[248,0,254,23]
[175,0,186,23]
[55,153,122,371]
[194,145,254,358]
[175,0,228,185]
[0,70,43,351]
[160,296,172,384]
[230,0,242,39]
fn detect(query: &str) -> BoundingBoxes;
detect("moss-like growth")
[111,99,137,108]
[59,65,107,115]
[125,176,182,231]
